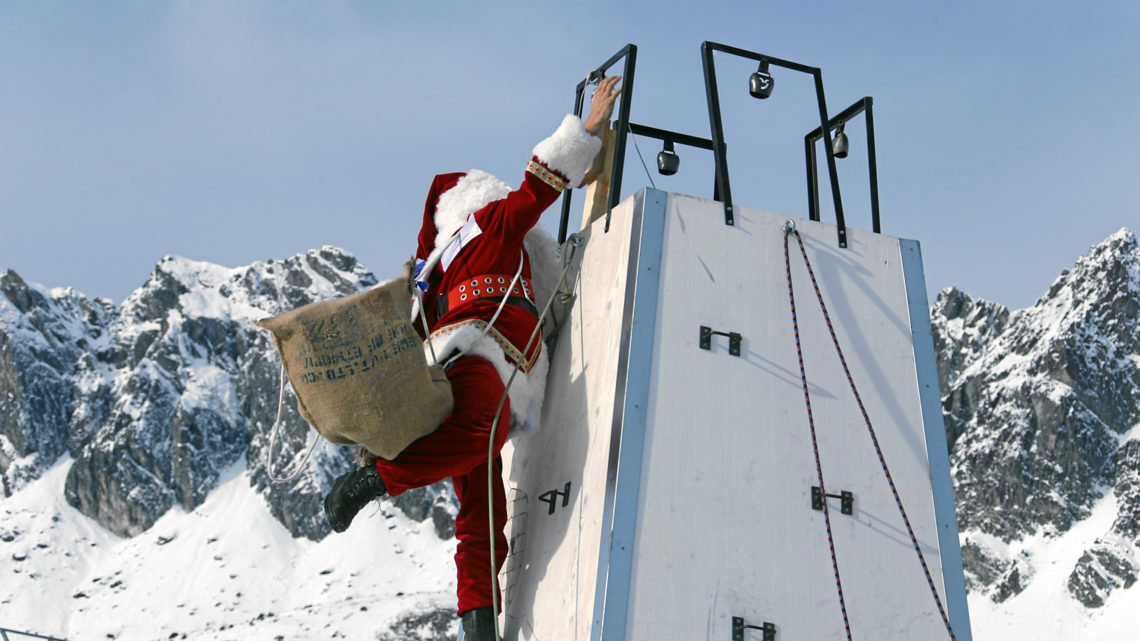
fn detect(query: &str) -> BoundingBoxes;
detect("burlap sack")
[255,259,453,460]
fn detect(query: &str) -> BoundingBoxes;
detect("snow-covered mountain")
[1,248,459,640]
[932,228,1140,637]
[3,228,1138,640]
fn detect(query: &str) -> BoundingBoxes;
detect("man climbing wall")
[322,75,622,641]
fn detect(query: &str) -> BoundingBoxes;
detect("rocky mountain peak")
[1,248,454,541]
[935,227,1140,608]
[1026,227,1138,347]
[2,269,36,314]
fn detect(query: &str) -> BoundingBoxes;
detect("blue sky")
[1,1,1137,309]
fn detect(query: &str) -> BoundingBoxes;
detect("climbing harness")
[475,251,528,347]
[483,232,585,641]
[415,223,531,370]
[783,220,957,641]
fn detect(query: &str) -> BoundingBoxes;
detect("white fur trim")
[532,115,603,188]
[523,225,561,315]
[424,325,549,433]
[433,170,512,252]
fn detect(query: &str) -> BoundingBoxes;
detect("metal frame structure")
[805,96,881,234]
[701,41,850,246]
[559,42,880,249]
[626,123,714,156]
[556,44,716,243]
[558,44,637,243]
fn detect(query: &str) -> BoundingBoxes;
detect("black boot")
[323,464,386,533]
[460,607,497,641]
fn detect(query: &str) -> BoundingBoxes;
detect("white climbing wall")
[500,189,972,641]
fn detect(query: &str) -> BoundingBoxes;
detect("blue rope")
[786,227,958,641]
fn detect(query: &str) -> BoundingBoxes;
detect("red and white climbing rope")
[783,222,957,641]
[783,222,854,641]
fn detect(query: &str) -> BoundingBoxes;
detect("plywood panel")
[500,193,643,641]
[625,195,959,640]
[498,189,970,641]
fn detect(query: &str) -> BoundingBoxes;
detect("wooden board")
[500,191,644,641]
[579,126,617,231]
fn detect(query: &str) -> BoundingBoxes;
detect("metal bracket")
[732,616,776,641]
[811,486,854,515]
[700,326,742,356]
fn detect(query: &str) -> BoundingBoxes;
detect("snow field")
[965,484,1138,640]
[1,460,458,641]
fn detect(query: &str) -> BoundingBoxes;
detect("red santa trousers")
[373,356,510,615]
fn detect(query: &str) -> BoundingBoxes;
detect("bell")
[657,140,680,176]
[749,61,774,99]
[832,121,849,159]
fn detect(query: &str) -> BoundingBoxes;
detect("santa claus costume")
[323,114,602,624]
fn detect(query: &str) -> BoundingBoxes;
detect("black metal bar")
[811,70,847,248]
[701,42,734,226]
[558,81,588,243]
[810,486,854,515]
[699,325,742,356]
[702,42,843,233]
[704,41,819,75]
[864,99,881,233]
[557,44,636,243]
[597,46,635,81]
[805,134,819,222]
[803,97,880,235]
[627,123,714,151]
[604,44,637,233]
[731,617,776,641]
[804,97,871,140]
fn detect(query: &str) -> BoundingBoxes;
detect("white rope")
[265,362,321,484]
[416,286,440,365]
[478,250,526,341]
[485,233,584,641]
[414,233,464,365]
[627,124,658,190]
[428,250,527,372]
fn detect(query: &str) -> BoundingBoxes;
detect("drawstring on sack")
[265,360,322,484]
[415,286,440,366]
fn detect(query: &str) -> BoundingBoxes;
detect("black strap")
[437,293,537,320]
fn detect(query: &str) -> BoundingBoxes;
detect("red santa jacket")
[413,115,601,431]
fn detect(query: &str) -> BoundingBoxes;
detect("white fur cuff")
[531,115,603,188]
[422,325,550,432]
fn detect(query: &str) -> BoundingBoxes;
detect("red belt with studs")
[437,274,536,318]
